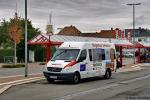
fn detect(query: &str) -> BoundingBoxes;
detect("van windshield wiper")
[64,60,71,62]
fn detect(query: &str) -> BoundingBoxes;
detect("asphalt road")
[0,66,150,100]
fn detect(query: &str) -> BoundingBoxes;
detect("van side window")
[78,49,87,61]
[92,49,103,62]
[92,49,105,61]
[88,49,92,61]
[102,49,105,60]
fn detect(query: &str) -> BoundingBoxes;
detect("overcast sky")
[0,0,150,33]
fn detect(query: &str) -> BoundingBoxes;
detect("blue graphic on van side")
[80,64,86,71]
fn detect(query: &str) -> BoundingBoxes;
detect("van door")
[92,49,106,76]
[77,49,89,78]
[87,49,95,77]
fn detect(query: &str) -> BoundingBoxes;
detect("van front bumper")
[43,71,74,80]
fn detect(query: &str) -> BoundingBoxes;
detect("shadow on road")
[33,77,114,85]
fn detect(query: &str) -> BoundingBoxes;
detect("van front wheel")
[104,69,111,79]
[46,77,54,83]
[72,72,80,84]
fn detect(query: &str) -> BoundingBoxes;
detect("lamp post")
[25,0,28,77]
[127,3,141,64]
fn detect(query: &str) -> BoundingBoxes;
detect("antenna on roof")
[14,2,18,19]
[49,11,52,25]
[46,11,53,34]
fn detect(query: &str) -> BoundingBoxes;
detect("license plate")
[50,76,57,79]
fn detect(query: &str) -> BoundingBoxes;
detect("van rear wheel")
[72,72,80,84]
[104,69,111,79]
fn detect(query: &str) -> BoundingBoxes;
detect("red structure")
[28,34,62,62]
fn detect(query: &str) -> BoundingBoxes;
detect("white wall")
[29,50,35,62]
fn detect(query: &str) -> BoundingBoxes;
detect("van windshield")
[51,49,80,61]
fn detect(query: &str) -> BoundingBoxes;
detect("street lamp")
[127,3,141,64]
[25,0,28,77]
[127,3,141,41]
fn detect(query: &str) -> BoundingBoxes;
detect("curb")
[0,77,45,95]
[0,85,12,95]
[0,73,42,79]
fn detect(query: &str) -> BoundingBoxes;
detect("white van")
[43,42,116,83]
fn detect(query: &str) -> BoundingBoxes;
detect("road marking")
[0,73,42,79]
[120,74,150,84]
[53,74,150,100]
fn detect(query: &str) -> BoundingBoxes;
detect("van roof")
[59,42,115,49]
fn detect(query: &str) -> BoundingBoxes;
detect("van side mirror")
[77,58,83,62]
[78,49,87,62]
[78,56,86,62]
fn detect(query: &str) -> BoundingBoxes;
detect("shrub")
[2,64,25,68]
[39,62,46,65]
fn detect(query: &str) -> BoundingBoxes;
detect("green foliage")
[2,64,25,68]
[16,19,42,62]
[0,19,9,46]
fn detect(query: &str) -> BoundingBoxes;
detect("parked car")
[123,52,134,57]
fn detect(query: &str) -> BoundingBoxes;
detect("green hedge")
[0,49,14,63]
[0,46,56,63]
[2,64,25,68]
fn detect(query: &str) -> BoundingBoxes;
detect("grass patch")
[2,64,25,68]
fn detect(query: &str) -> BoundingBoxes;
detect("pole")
[120,46,122,66]
[25,0,28,77]
[14,42,16,65]
[133,5,136,64]
[127,3,141,64]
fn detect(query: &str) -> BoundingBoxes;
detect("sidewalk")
[0,62,45,68]
[0,62,45,77]
[116,63,150,73]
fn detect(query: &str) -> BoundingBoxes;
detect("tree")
[16,19,41,62]
[0,17,42,62]
[8,17,24,64]
[8,18,23,44]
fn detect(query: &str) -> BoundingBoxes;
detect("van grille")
[47,67,62,72]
